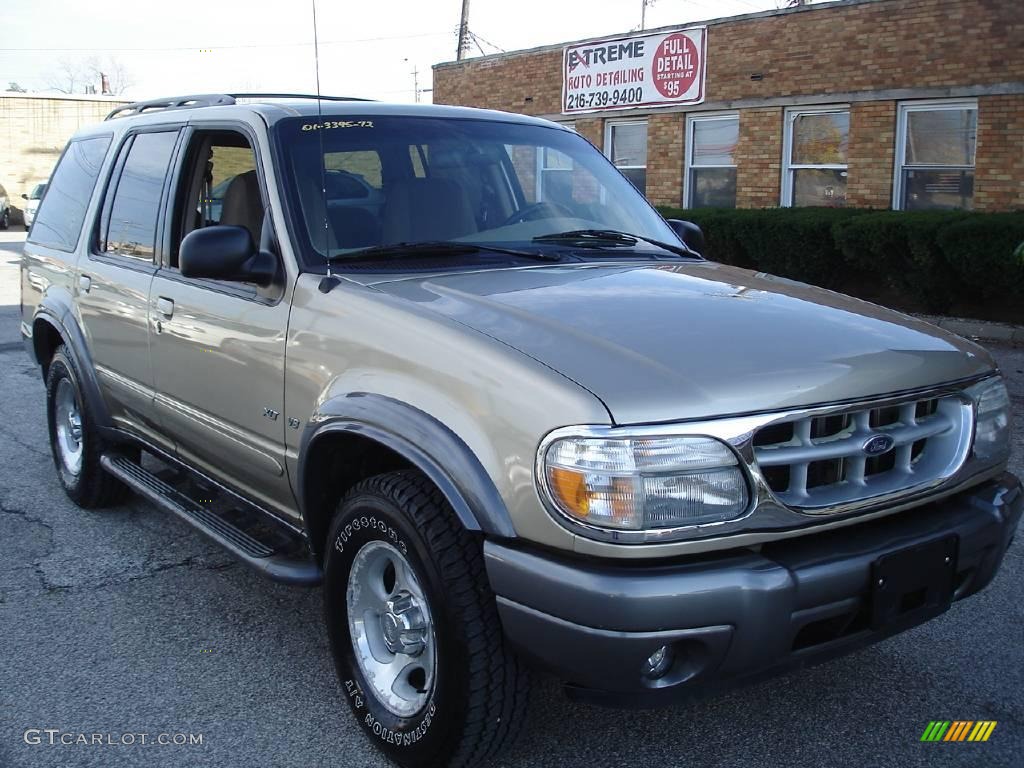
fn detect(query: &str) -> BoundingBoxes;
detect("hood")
[368,261,995,424]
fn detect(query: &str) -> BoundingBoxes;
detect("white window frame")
[892,98,977,211]
[781,105,850,207]
[604,119,648,193]
[684,111,739,208]
[535,122,575,202]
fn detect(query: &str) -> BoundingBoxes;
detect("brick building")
[0,93,127,222]
[432,0,1024,212]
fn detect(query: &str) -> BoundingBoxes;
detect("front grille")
[752,393,971,511]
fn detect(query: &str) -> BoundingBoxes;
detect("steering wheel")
[500,201,575,227]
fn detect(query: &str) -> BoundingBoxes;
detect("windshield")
[30,183,47,199]
[273,115,679,264]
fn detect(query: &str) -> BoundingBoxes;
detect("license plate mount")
[870,535,958,630]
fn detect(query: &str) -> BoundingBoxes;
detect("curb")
[915,314,1024,344]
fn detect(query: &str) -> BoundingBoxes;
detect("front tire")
[324,471,529,768]
[45,347,134,507]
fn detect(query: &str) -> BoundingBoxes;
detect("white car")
[0,182,10,229]
[22,183,47,228]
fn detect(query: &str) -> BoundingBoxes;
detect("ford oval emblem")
[862,434,895,457]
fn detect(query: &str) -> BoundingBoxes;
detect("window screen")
[897,103,977,211]
[784,109,849,207]
[687,115,738,208]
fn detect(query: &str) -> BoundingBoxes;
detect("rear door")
[77,128,181,449]
[148,121,297,520]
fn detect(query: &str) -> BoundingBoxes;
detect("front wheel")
[324,471,529,768]
[45,347,134,507]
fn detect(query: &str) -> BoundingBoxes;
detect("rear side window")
[29,136,111,251]
[101,131,179,261]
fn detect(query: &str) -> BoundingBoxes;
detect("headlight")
[972,377,1011,460]
[539,433,750,536]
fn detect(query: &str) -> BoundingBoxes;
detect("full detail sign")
[562,28,707,114]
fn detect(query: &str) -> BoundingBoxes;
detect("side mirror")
[179,225,276,286]
[666,219,705,255]
[21,193,28,200]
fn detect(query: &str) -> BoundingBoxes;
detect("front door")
[148,124,296,519]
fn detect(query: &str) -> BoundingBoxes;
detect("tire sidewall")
[46,351,87,497]
[324,492,466,766]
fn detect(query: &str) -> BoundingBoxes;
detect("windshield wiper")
[532,229,697,259]
[329,240,564,263]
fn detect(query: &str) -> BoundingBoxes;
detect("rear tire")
[45,347,135,507]
[323,470,530,768]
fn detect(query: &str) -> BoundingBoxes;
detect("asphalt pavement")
[1,230,1021,768]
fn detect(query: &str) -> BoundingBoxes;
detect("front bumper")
[486,473,1021,707]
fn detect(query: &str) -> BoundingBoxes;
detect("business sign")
[562,28,706,114]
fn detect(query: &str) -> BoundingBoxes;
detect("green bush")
[938,214,1024,306]
[832,211,970,313]
[658,207,871,288]
[656,206,1024,323]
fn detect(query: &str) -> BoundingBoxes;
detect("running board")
[101,453,322,586]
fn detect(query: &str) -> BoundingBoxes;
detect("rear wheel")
[45,347,134,507]
[324,470,529,768]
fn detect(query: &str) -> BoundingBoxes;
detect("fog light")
[642,645,674,679]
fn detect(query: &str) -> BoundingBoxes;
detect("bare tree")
[44,56,134,95]
[46,58,89,94]
[6,82,27,93]
[85,56,135,96]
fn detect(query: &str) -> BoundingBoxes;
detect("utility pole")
[411,65,420,103]
[640,0,656,31]
[457,0,471,60]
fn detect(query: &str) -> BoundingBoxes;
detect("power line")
[0,30,450,54]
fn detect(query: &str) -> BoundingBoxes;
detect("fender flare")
[298,392,517,540]
[31,301,112,430]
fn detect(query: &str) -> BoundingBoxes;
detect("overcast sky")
[0,0,814,102]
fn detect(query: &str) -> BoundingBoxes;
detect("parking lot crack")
[0,498,58,594]
[0,426,48,458]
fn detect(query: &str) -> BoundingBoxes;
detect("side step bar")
[101,454,322,586]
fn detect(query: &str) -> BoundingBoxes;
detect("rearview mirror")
[666,219,705,255]
[179,225,276,286]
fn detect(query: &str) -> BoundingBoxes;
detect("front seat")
[381,178,476,243]
[219,170,263,245]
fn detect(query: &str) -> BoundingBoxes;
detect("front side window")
[100,131,179,261]
[605,120,648,195]
[783,108,849,207]
[170,130,263,267]
[895,101,977,211]
[686,114,738,208]
[274,116,677,265]
[29,136,111,251]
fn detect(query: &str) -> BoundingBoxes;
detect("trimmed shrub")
[657,207,870,289]
[832,211,970,313]
[937,214,1024,313]
[656,206,1024,323]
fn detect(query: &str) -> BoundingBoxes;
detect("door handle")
[78,275,91,294]
[156,297,174,319]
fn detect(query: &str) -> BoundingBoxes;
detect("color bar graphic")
[920,721,996,742]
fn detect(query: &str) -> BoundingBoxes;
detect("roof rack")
[105,92,372,121]
[228,92,373,103]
